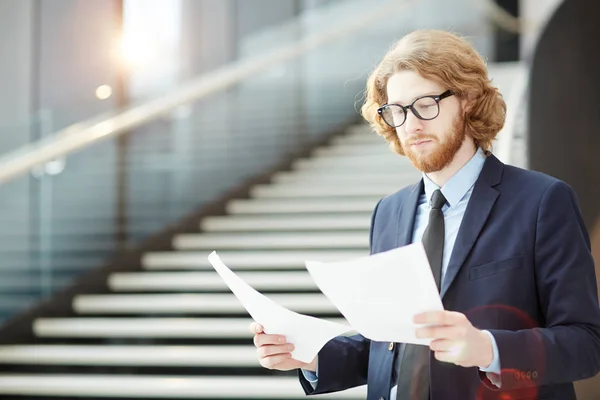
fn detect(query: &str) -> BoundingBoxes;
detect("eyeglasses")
[377,90,454,128]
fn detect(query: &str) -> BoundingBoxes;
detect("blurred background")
[0,0,597,398]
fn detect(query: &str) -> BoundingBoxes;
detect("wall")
[528,0,600,397]
[519,0,562,62]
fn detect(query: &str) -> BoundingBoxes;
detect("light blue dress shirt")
[303,148,501,396]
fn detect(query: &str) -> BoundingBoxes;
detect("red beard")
[404,113,466,173]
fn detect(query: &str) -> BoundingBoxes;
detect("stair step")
[226,198,378,214]
[173,232,368,250]
[308,153,398,162]
[33,317,347,338]
[73,293,337,314]
[109,271,318,292]
[0,345,260,366]
[292,157,410,171]
[200,214,371,232]
[332,133,381,145]
[142,250,366,270]
[312,144,388,156]
[250,184,399,198]
[0,375,365,398]
[271,170,419,184]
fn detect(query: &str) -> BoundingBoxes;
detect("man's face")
[385,70,466,173]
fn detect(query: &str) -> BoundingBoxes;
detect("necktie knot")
[431,189,447,210]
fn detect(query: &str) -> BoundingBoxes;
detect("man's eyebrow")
[387,92,440,105]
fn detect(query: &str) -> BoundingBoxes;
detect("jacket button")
[388,342,394,351]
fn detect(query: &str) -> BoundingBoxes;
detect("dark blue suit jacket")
[299,154,600,399]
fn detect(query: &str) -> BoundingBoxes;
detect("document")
[207,242,444,364]
[208,252,353,363]
[305,242,444,346]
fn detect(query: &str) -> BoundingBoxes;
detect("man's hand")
[250,322,317,372]
[414,310,493,368]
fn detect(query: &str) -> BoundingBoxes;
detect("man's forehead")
[386,71,443,104]
[386,88,443,105]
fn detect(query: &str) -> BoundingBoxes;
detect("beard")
[403,113,466,173]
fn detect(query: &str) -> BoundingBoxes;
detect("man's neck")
[425,140,477,187]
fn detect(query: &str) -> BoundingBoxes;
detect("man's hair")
[360,29,506,155]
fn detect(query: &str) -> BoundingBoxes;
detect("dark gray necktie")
[396,189,446,400]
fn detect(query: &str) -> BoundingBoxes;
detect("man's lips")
[411,139,434,146]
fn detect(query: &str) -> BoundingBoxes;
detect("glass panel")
[0,0,497,324]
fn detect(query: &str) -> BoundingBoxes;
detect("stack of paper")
[207,242,443,364]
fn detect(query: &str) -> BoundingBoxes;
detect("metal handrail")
[0,0,408,185]
[0,0,523,186]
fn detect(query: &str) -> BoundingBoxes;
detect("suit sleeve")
[481,180,600,390]
[298,334,371,395]
[298,198,383,395]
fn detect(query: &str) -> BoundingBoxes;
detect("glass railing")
[0,0,507,324]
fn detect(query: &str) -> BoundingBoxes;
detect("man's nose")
[403,109,423,135]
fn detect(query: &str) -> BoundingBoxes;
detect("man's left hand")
[414,310,493,368]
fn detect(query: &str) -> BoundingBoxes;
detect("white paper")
[305,242,444,346]
[207,251,353,363]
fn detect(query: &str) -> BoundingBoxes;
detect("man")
[250,30,600,399]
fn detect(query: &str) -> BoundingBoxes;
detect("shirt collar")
[422,147,486,208]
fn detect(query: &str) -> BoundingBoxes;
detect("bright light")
[95,85,113,100]
[118,31,158,72]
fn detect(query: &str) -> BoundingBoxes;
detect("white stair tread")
[0,375,365,398]
[227,198,378,214]
[0,345,261,366]
[109,271,318,291]
[201,215,371,231]
[250,184,399,198]
[292,157,410,170]
[332,133,382,145]
[73,294,337,314]
[307,153,399,163]
[142,250,367,270]
[271,171,419,184]
[312,144,388,156]
[173,232,368,249]
[34,318,348,338]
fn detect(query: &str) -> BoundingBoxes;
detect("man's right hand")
[250,321,317,372]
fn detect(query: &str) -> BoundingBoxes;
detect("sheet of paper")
[305,242,444,346]
[207,251,353,363]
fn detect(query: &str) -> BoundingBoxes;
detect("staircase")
[0,59,526,398]
[0,124,420,399]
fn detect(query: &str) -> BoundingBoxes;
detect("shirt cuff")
[479,330,502,388]
[301,359,319,389]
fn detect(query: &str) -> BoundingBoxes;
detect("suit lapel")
[440,154,503,299]
[396,180,423,247]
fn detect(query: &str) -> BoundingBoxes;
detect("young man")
[250,30,600,399]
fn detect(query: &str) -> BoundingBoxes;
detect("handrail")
[0,0,408,185]
[0,0,525,186]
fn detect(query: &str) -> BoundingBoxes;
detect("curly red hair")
[360,30,506,156]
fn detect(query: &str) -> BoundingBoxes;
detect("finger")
[254,333,287,347]
[433,349,461,364]
[260,353,292,369]
[416,324,467,340]
[428,339,455,352]
[258,344,295,359]
[413,310,466,325]
[248,322,264,334]
[432,342,465,363]
[267,357,306,372]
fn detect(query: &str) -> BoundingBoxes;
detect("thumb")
[249,322,264,334]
